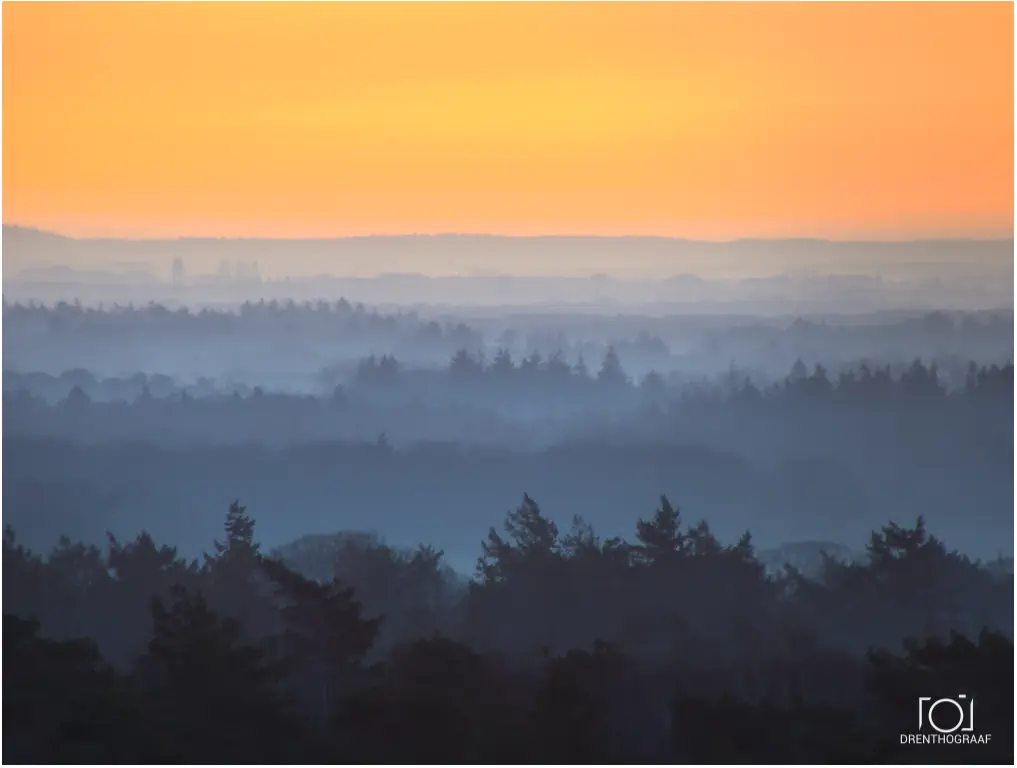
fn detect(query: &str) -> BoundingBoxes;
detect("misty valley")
[2,297,1013,763]
[4,0,1014,762]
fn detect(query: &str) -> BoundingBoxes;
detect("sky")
[3,2,1014,242]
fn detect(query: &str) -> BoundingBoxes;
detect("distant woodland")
[3,295,1012,764]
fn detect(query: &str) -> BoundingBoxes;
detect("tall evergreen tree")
[259,556,380,724]
[634,495,685,565]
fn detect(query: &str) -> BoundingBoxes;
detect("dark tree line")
[7,354,1011,406]
[351,349,1013,403]
[6,301,1012,394]
[4,498,1012,763]
[5,301,1010,351]
[4,357,1011,450]
[3,298,460,338]
[2,299,486,381]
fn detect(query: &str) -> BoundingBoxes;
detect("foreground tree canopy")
[4,497,1013,763]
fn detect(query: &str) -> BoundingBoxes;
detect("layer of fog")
[3,228,1011,577]
[4,226,1013,314]
[3,300,1011,394]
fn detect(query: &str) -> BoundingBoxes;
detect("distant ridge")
[3,224,1013,283]
[3,223,1012,246]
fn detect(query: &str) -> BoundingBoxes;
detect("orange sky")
[3,2,1014,240]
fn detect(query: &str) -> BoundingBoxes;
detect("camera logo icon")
[918,695,975,734]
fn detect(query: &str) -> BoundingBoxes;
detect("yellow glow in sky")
[3,2,1013,239]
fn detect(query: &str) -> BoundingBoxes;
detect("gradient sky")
[3,2,1013,240]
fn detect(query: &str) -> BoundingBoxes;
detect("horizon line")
[3,223,1014,245]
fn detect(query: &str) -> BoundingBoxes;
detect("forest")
[4,0,1014,758]
[4,498,1013,763]
[4,353,1012,567]
[4,300,1012,390]
[3,299,1013,763]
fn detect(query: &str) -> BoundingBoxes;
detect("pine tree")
[572,354,590,381]
[634,495,684,565]
[489,348,515,379]
[259,556,380,724]
[597,345,628,388]
[478,494,560,583]
[202,501,275,643]
[204,500,260,573]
